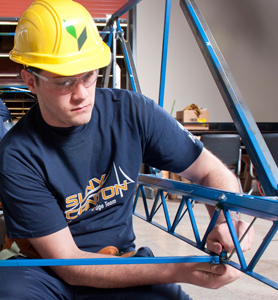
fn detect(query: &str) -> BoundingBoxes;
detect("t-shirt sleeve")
[0,170,67,239]
[141,98,203,173]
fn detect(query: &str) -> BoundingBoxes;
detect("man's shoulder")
[95,88,154,112]
[96,88,148,101]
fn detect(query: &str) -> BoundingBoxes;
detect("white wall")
[136,0,278,122]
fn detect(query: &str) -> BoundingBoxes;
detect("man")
[0,0,254,299]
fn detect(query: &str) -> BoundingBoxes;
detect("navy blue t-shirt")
[0,88,203,253]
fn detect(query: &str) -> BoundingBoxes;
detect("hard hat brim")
[10,41,111,76]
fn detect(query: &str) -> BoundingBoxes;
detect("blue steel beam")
[158,0,172,107]
[180,0,278,196]
[101,0,142,40]
[0,256,219,267]
[117,21,142,93]
[109,0,142,23]
[186,197,202,246]
[224,209,247,270]
[170,196,188,233]
[138,174,278,221]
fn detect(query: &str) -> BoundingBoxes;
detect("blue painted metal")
[246,221,278,272]
[148,189,162,222]
[160,191,172,231]
[109,0,142,23]
[180,0,278,196]
[100,0,142,40]
[107,32,113,49]
[0,86,29,91]
[117,21,142,93]
[0,255,219,267]
[140,186,150,220]
[100,12,142,91]
[224,209,247,270]
[200,208,221,249]
[133,185,142,213]
[158,0,172,107]
[186,197,201,246]
[134,174,278,289]
[226,260,278,290]
[137,175,278,221]
[112,23,117,89]
[170,196,188,233]
[0,33,14,36]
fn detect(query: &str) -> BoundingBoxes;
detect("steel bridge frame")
[98,0,278,290]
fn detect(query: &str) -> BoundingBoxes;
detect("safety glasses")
[27,69,99,95]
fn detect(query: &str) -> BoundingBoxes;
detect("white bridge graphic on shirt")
[65,163,135,221]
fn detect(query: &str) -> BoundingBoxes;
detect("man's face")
[25,69,97,128]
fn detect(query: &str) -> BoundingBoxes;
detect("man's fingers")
[206,239,223,255]
[190,263,242,289]
[194,262,226,275]
[207,220,255,254]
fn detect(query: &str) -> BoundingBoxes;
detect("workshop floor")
[133,197,278,299]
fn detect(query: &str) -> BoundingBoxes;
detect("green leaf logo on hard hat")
[64,20,87,51]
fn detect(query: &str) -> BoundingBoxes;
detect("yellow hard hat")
[9,0,111,76]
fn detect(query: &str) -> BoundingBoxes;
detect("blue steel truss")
[94,0,278,290]
[133,175,278,290]
[1,0,278,292]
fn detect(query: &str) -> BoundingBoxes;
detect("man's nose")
[71,81,89,100]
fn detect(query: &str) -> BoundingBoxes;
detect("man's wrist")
[216,212,240,225]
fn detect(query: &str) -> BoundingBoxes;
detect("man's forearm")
[30,228,180,289]
[49,249,240,290]
[52,251,176,288]
[202,166,240,223]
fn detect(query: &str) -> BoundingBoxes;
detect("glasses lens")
[47,77,74,93]
[45,70,98,94]
[81,71,97,88]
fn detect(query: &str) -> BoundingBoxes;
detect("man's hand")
[206,219,255,255]
[176,261,241,289]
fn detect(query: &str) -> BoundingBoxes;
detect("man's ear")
[21,69,37,94]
